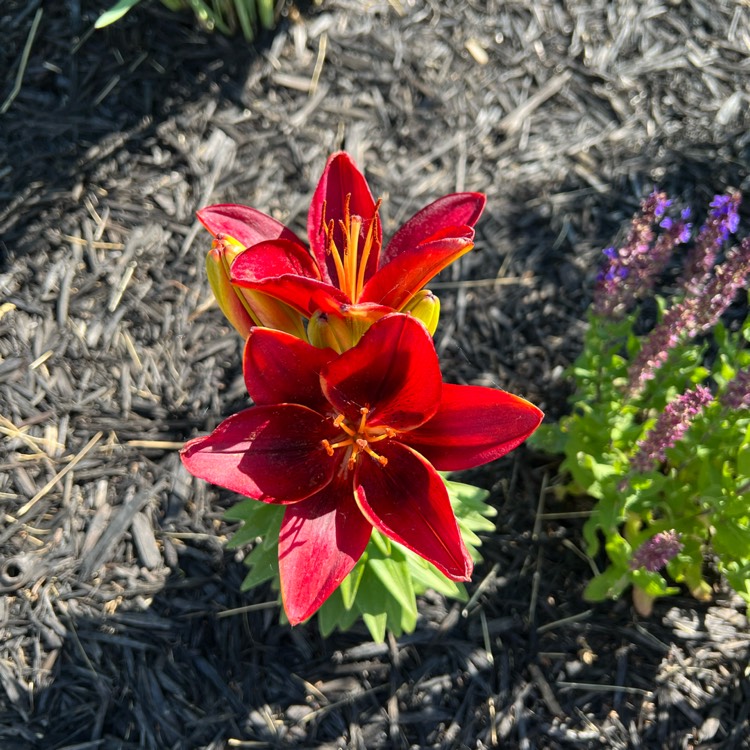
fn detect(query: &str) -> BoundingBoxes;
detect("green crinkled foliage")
[224,479,496,641]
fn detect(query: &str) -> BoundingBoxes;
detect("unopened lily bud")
[206,238,257,339]
[402,290,440,335]
[208,235,306,340]
[307,311,356,353]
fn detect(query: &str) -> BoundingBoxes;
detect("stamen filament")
[329,437,354,450]
[366,431,392,444]
[334,414,358,438]
[362,443,388,466]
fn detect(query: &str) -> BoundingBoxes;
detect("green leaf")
[257,0,275,29]
[234,0,257,41]
[338,559,366,610]
[225,522,261,550]
[371,530,392,556]
[445,479,491,508]
[317,586,345,637]
[361,611,388,642]
[528,423,567,455]
[604,533,632,568]
[226,500,283,548]
[227,476,495,639]
[738,425,750,478]
[95,0,143,28]
[712,519,750,559]
[369,557,417,617]
[354,568,390,642]
[582,514,601,556]
[408,556,467,599]
[240,542,279,589]
[631,569,678,598]
[583,566,629,601]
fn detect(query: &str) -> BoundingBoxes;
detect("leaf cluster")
[224,479,497,641]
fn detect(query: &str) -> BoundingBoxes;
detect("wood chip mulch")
[1,1,749,748]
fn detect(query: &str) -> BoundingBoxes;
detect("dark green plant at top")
[96,0,276,42]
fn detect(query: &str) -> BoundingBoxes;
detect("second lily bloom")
[200,151,485,346]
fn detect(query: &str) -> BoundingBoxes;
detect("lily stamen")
[365,429,395,444]
[362,443,388,466]
[323,406,392,468]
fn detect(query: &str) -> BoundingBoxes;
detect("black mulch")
[2,1,750,748]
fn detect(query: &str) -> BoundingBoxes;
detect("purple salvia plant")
[594,191,669,318]
[627,236,750,393]
[720,367,750,410]
[631,385,714,473]
[677,191,741,295]
[630,530,684,572]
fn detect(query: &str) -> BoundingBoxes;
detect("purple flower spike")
[594,191,675,318]
[710,194,741,235]
[627,237,750,394]
[654,195,672,220]
[631,385,714,472]
[679,191,741,294]
[721,368,750,410]
[631,530,684,572]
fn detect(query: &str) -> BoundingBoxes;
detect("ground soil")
[1,1,750,748]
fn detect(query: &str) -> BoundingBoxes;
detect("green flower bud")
[307,311,356,353]
[207,236,306,340]
[402,289,440,335]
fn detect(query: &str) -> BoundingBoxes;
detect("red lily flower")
[181,314,543,624]
[196,152,485,335]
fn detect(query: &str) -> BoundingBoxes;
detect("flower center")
[321,194,382,302]
[321,407,395,470]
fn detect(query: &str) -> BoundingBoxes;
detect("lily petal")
[307,152,380,285]
[354,441,472,581]
[180,405,337,502]
[406,384,544,471]
[360,229,475,311]
[231,239,351,316]
[382,192,486,265]
[243,328,335,410]
[197,204,303,247]
[320,314,442,430]
[279,476,372,625]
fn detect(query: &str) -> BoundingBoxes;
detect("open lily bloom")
[197,152,486,341]
[181,314,543,624]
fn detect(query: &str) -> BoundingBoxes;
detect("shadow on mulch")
[3,452,746,750]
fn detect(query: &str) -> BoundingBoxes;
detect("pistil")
[320,195,382,302]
